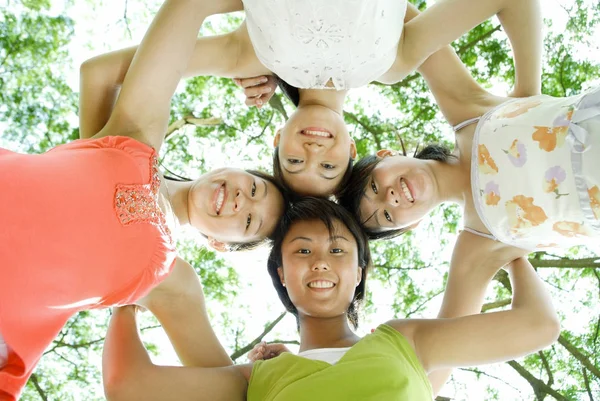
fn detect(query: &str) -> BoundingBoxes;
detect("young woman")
[83,0,541,197]
[0,1,286,399]
[337,6,599,255]
[102,198,559,400]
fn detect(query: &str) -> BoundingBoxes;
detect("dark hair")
[267,197,371,330]
[273,146,354,198]
[274,75,300,108]
[337,144,456,240]
[163,167,291,251]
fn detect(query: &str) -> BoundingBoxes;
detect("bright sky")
[5,0,600,399]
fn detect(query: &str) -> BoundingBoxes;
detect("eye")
[321,163,335,170]
[371,179,378,194]
[246,214,252,230]
[383,210,392,223]
[251,181,256,197]
[288,158,303,164]
[330,248,344,254]
[297,248,311,254]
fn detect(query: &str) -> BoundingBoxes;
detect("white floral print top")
[466,86,600,250]
[242,0,407,90]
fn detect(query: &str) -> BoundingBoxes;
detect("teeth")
[303,130,331,138]
[308,281,335,289]
[216,186,224,214]
[401,179,414,202]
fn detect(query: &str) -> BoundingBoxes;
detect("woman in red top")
[0,1,285,399]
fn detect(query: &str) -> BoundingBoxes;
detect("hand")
[247,341,290,362]
[233,75,277,108]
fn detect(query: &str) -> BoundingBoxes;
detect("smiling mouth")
[307,280,336,289]
[299,128,333,139]
[400,178,415,203]
[214,183,226,215]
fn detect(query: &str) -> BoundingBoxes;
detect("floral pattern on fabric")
[543,166,569,199]
[495,99,542,119]
[478,144,499,174]
[532,125,569,152]
[484,181,501,206]
[552,221,590,238]
[504,139,527,167]
[589,186,600,219]
[115,156,173,241]
[505,195,548,234]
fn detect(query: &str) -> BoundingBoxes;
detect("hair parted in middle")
[267,197,371,330]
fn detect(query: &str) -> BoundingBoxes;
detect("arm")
[136,257,233,367]
[427,232,528,396]
[394,0,541,98]
[93,0,248,150]
[102,306,248,401]
[389,258,560,373]
[79,21,268,139]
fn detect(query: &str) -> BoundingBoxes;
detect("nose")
[233,190,247,212]
[303,142,324,154]
[311,259,330,271]
[386,187,400,206]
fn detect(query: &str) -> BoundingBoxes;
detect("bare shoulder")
[235,363,254,383]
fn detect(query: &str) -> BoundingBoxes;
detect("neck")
[428,158,470,205]
[164,179,191,226]
[297,88,348,114]
[298,314,360,352]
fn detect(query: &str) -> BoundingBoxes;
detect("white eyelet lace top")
[242,0,407,90]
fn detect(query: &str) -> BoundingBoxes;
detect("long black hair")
[267,197,371,329]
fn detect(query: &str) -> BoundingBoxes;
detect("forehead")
[284,219,353,241]
[358,195,380,230]
[282,170,340,196]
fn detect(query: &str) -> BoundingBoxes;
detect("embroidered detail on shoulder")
[114,156,173,241]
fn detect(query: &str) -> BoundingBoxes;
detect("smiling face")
[275,105,356,196]
[277,219,362,320]
[188,168,284,245]
[359,151,439,232]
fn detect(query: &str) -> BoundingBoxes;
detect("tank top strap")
[462,227,498,241]
[453,117,481,132]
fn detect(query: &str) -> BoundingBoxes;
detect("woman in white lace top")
[83,0,539,198]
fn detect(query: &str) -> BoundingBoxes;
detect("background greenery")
[1,0,600,399]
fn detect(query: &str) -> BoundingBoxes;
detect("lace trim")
[114,155,173,242]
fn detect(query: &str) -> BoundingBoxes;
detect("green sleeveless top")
[247,324,433,401]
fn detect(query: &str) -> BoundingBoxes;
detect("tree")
[0,0,598,399]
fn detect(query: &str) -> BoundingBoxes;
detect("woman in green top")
[102,197,559,401]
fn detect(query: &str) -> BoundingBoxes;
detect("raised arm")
[79,20,268,139]
[394,0,541,98]
[135,257,233,367]
[92,0,249,150]
[102,306,248,401]
[389,257,560,373]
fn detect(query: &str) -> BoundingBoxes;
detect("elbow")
[531,313,561,348]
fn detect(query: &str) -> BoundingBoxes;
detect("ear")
[349,139,357,160]
[273,130,281,147]
[375,149,396,159]
[277,267,286,287]
[355,267,362,287]
[207,237,228,252]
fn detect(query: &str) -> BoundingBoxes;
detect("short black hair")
[164,169,291,251]
[274,75,300,108]
[273,146,354,198]
[267,197,371,330]
[337,144,456,240]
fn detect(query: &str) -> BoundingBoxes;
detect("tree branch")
[557,334,600,380]
[230,312,287,361]
[28,373,48,401]
[528,257,600,269]
[166,115,222,138]
[457,25,502,54]
[538,350,554,386]
[344,111,383,149]
[507,360,568,401]
[481,298,511,312]
[582,367,595,401]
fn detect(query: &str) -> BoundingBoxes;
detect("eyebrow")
[290,236,312,243]
[283,166,340,181]
[330,235,350,242]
